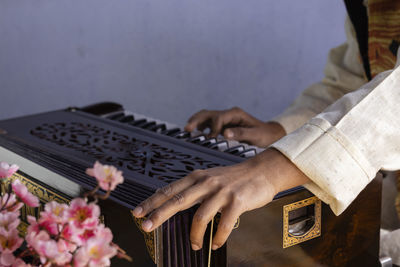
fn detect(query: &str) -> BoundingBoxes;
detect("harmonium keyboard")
[0,102,382,267]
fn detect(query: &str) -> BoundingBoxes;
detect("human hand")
[184,107,286,148]
[132,149,310,251]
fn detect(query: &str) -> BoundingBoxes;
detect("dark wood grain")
[228,175,382,267]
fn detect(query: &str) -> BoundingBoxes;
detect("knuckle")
[140,201,149,212]
[192,169,203,176]
[218,222,232,234]
[211,116,222,127]
[193,212,208,225]
[172,193,185,205]
[157,184,173,197]
[230,106,242,113]
[191,169,205,179]
[218,186,232,196]
[235,127,244,136]
[202,175,221,188]
[231,193,245,210]
[149,211,161,223]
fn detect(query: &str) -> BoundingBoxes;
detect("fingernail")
[191,244,200,251]
[212,244,218,250]
[142,220,153,231]
[132,206,143,216]
[225,130,233,139]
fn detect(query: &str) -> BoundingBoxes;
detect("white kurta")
[271,15,400,264]
[272,15,400,216]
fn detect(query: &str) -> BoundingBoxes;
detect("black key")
[106,112,125,120]
[118,115,134,123]
[148,124,167,132]
[162,128,181,136]
[171,131,190,139]
[130,119,147,127]
[209,141,229,151]
[238,149,256,158]
[141,121,157,129]
[224,145,245,155]
[187,135,206,144]
[224,145,245,154]
[199,138,217,147]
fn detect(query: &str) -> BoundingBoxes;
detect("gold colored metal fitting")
[282,196,322,248]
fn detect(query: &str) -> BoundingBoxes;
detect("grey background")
[0,0,346,127]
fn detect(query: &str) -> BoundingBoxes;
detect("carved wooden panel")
[30,121,220,184]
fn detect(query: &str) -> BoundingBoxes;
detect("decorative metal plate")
[282,196,321,248]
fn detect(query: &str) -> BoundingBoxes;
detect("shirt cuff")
[270,117,376,215]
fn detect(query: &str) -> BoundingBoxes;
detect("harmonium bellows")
[0,102,382,267]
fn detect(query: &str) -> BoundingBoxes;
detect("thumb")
[223,127,260,144]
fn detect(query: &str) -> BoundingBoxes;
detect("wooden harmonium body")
[0,103,382,267]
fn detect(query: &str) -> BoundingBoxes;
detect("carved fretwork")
[30,122,221,183]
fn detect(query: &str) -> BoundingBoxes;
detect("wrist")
[265,121,286,136]
[250,148,310,196]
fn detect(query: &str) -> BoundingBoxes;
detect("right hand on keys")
[132,148,311,251]
[184,107,286,148]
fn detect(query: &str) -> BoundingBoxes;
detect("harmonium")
[0,102,382,267]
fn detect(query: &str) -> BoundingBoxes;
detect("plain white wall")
[0,0,347,126]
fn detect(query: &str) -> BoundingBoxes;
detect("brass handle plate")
[283,196,321,248]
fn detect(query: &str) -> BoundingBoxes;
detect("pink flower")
[11,180,39,208]
[0,162,19,179]
[86,161,124,191]
[95,225,113,244]
[41,201,69,224]
[0,211,20,231]
[73,237,117,267]
[58,223,80,252]
[0,194,23,213]
[72,227,96,246]
[0,252,15,266]
[58,237,77,254]
[33,201,70,236]
[0,228,23,255]
[26,229,72,265]
[67,198,100,229]
[26,216,40,236]
[26,228,49,252]
[37,217,59,236]
[35,235,72,265]
[12,258,31,267]
[72,224,112,247]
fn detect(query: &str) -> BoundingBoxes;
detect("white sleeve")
[273,17,367,134]
[271,64,400,215]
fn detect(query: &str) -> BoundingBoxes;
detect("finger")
[190,194,224,250]
[223,127,259,144]
[197,119,212,132]
[185,110,214,132]
[211,204,242,250]
[142,181,214,232]
[209,116,225,138]
[209,108,248,138]
[132,171,201,218]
